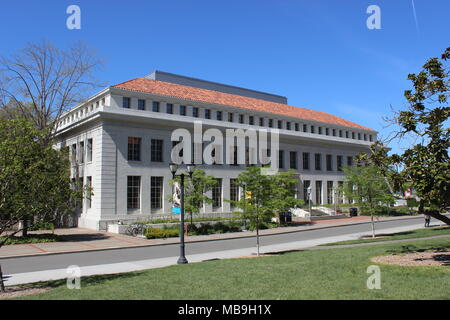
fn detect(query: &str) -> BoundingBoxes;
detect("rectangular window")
[180,105,187,116]
[295,123,299,131]
[303,124,308,132]
[151,177,163,210]
[239,114,244,124]
[315,153,321,170]
[337,156,343,171]
[86,176,92,209]
[79,141,85,164]
[318,127,323,135]
[212,178,222,209]
[228,113,233,122]
[151,139,164,162]
[326,154,332,171]
[332,129,336,136]
[302,152,310,170]
[347,156,353,166]
[327,181,334,204]
[364,134,367,141]
[352,132,355,139]
[338,181,344,204]
[346,131,349,138]
[166,103,173,114]
[152,101,160,112]
[193,107,199,118]
[230,178,239,208]
[358,133,361,140]
[249,116,254,125]
[138,99,146,110]
[268,119,273,127]
[128,137,141,161]
[369,135,373,142]
[339,130,343,138]
[325,128,329,135]
[311,125,315,134]
[205,109,211,119]
[71,144,77,164]
[231,146,238,166]
[286,122,291,130]
[290,151,297,169]
[259,118,264,126]
[315,181,322,204]
[127,176,141,209]
[87,138,93,162]
[278,150,284,169]
[123,97,130,108]
[216,111,222,121]
[277,120,282,129]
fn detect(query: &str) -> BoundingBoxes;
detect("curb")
[0,215,434,260]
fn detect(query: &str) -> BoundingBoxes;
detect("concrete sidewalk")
[0,215,428,259]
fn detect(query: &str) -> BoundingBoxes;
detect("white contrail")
[411,0,420,36]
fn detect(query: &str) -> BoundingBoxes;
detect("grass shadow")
[58,233,111,242]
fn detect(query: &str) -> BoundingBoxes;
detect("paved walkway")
[0,215,429,259]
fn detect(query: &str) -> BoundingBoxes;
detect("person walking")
[424,214,431,228]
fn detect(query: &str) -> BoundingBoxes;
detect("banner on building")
[172,181,181,214]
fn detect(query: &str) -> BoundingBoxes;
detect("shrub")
[145,227,179,239]
[0,233,60,245]
[29,221,55,232]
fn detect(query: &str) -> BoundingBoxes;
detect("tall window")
[302,152,310,170]
[238,114,244,124]
[87,138,93,162]
[166,103,173,114]
[295,123,299,131]
[151,177,163,210]
[318,127,323,135]
[268,119,273,127]
[212,178,222,209]
[278,150,284,169]
[352,132,355,139]
[315,181,322,204]
[277,120,282,129]
[152,101,160,112]
[249,116,254,125]
[71,144,77,164]
[138,99,146,110]
[151,139,164,162]
[325,128,329,135]
[123,97,130,108]
[326,154,332,171]
[286,122,291,130]
[290,151,297,169]
[259,118,264,126]
[79,141,85,164]
[193,107,199,118]
[216,111,222,121]
[205,109,211,119]
[311,125,315,134]
[228,113,233,122]
[346,131,349,138]
[315,153,321,170]
[180,105,187,116]
[338,181,344,203]
[128,137,141,161]
[86,176,92,209]
[230,178,239,208]
[332,129,336,136]
[327,181,334,204]
[337,155,343,171]
[339,130,343,138]
[303,124,308,132]
[127,176,141,209]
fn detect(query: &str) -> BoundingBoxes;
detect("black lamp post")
[170,162,195,264]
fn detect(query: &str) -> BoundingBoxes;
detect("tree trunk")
[371,213,376,238]
[418,200,450,226]
[22,219,28,237]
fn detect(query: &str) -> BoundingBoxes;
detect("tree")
[0,40,104,136]
[0,118,86,290]
[341,164,395,238]
[230,167,303,255]
[363,47,450,225]
[171,169,217,225]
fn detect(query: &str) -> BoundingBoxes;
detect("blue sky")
[1,1,449,153]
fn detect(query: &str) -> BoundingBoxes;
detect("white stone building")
[54,71,376,230]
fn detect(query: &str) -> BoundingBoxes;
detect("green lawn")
[320,226,450,246]
[14,237,450,300]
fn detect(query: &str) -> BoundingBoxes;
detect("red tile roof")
[112,78,373,131]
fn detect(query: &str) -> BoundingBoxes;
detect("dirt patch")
[0,286,52,299]
[371,251,450,267]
